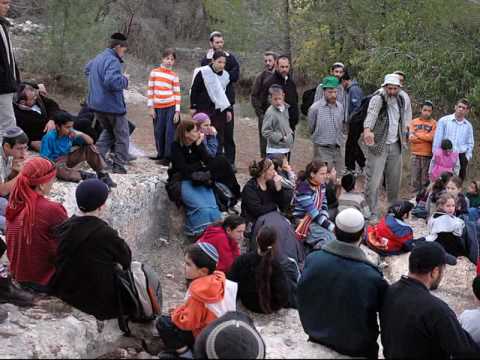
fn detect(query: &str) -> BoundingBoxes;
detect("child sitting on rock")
[228,225,295,313]
[156,243,237,359]
[459,274,480,346]
[366,200,424,255]
[426,171,453,216]
[270,154,296,190]
[426,193,466,258]
[338,173,371,219]
[192,112,218,158]
[40,111,116,188]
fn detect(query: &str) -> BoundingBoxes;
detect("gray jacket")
[262,104,294,151]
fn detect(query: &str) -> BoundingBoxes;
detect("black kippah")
[111,32,127,41]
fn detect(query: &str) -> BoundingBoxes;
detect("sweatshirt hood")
[189,271,226,304]
[201,226,226,240]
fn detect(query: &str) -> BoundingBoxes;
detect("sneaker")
[0,277,35,307]
[0,307,7,324]
[98,173,117,188]
[112,164,128,174]
[80,171,97,181]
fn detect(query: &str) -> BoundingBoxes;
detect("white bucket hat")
[382,73,401,87]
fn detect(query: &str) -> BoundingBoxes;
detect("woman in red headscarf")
[6,157,68,292]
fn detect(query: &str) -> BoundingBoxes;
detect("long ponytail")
[255,225,277,314]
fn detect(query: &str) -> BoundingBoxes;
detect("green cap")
[321,76,340,89]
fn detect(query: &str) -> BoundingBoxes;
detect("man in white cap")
[297,208,388,358]
[200,31,240,168]
[363,74,411,222]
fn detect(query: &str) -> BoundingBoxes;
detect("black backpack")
[348,93,378,125]
[301,88,317,116]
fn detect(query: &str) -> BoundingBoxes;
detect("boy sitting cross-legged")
[40,111,116,188]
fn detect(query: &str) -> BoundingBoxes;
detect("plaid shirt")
[308,97,344,146]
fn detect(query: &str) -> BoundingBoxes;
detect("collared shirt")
[308,97,344,146]
[0,146,12,183]
[432,114,474,160]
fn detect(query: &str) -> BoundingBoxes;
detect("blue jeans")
[154,106,176,159]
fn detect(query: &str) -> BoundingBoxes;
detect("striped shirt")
[293,181,334,231]
[308,97,344,146]
[432,114,474,160]
[147,66,181,111]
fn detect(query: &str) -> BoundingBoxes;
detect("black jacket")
[297,240,388,358]
[190,65,234,114]
[380,276,480,359]
[227,252,291,313]
[14,95,61,143]
[241,177,293,226]
[201,52,239,104]
[170,141,210,181]
[49,216,132,321]
[261,71,299,130]
[0,17,19,94]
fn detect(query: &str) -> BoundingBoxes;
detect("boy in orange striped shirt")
[147,48,181,165]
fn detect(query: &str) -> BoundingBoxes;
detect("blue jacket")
[85,48,128,115]
[346,80,364,117]
[297,240,388,358]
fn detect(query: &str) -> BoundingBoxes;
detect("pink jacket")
[429,148,459,181]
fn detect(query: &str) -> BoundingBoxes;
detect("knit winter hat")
[321,76,340,89]
[335,208,365,233]
[198,242,219,264]
[192,112,210,124]
[194,311,266,359]
[111,32,127,41]
[76,179,109,213]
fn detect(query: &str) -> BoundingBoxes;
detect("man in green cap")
[308,76,345,172]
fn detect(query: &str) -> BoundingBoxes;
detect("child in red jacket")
[156,243,237,358]
[197,215,245,273]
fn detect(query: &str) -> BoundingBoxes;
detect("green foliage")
[40,0,116,88]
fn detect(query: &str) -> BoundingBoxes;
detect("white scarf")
[198,65,231,112]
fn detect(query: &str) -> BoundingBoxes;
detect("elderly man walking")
[363,74,411,221]
[308,76,345,172]
[0,0,18,134]
[432,98,474,180]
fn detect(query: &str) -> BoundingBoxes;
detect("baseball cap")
[321,76,340,89]
[409,242,457,273]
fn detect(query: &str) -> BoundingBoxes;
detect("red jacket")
[7,196,68,286]
[197,226,240,273]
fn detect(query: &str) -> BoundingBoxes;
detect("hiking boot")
[0,307,7,324]
[80,171,97,181]
[98,172,117,189]
[112,164,128,174]
[0,277,35,307]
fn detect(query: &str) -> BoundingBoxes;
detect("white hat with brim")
[382,74,401,87]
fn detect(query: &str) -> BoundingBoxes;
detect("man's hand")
[190,109,197,116]
[37,83,48,97]
[149,108,155,120]
[43,120,55,133]
[69,130,77,139]
[226,111,233,122]
[12,158,25,173]
[363,128,375,146]
[173,112,181,124]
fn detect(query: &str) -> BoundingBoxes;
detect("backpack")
[301,88,316,116]
[116,261,163,336]
[213,181,237,212]
[348,92,379,125]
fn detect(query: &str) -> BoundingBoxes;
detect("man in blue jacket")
[85,33,130,174]
[297,208,388,358]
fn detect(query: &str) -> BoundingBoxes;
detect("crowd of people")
[1,0,480,357]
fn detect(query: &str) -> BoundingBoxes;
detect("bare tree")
[116,0,145,36]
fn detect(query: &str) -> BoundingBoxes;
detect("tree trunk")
[283,0,292,58]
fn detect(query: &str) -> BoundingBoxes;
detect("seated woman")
[14,82,61,151]
[426,193,466,258]
[170,120,222,237]
[241,158,293,240]
[293,161,335,251]
[366,200,425,255]
[197,215,245,273]
[6,157,68,293]
[228,225,295,313]
[49,179,133,320]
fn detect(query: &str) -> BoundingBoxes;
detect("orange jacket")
[171,271,237,336]
[408,117,437,156]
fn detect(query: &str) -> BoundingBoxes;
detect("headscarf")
[6,157,57,244]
